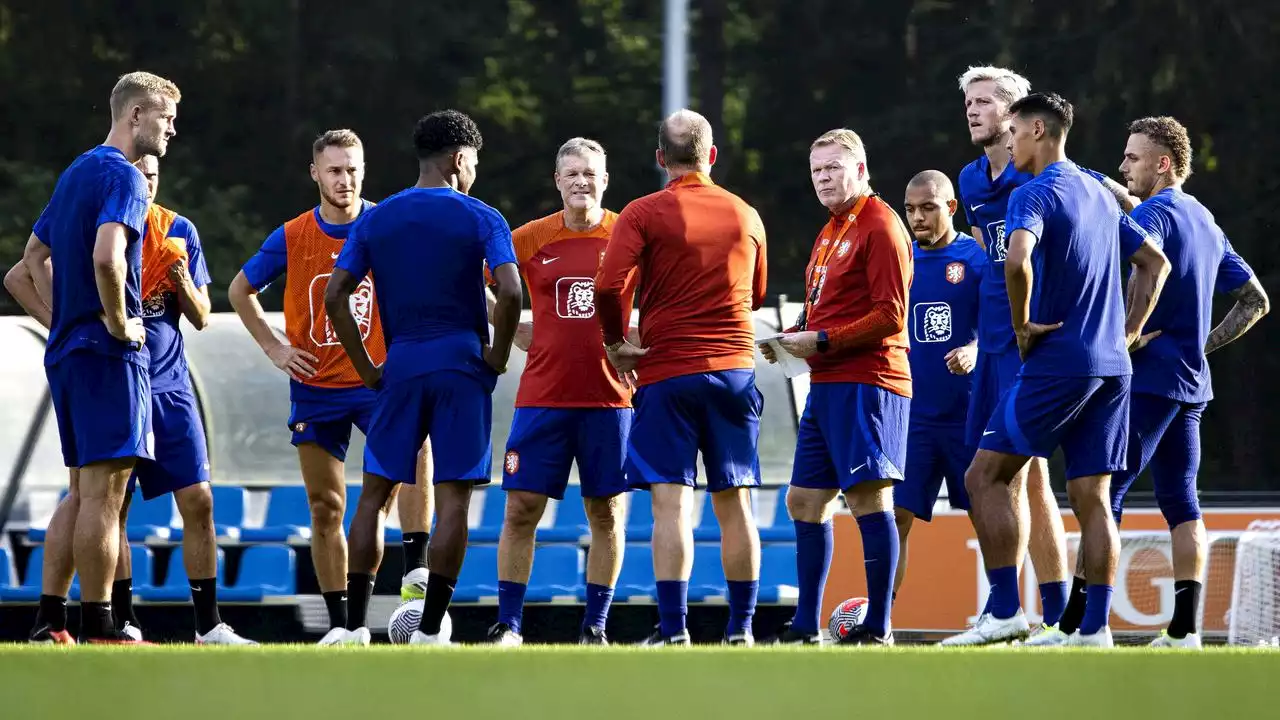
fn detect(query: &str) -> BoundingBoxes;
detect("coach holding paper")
[762,128,913,646]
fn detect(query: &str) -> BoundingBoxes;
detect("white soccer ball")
[828,596,868,642]
[388,599,452,644]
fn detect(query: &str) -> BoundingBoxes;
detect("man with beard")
[228,130,433,645]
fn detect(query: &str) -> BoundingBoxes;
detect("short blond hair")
[109,72,181,119]
[555,137,605,171]
[811,128,867,162]
[312,129,363,159]
[957,66,1031,107]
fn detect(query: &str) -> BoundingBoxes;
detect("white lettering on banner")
[1112,542,1174,626]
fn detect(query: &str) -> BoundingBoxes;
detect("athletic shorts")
[288,385,377,464]
[1109,393,1205,528]
[964,348,1023,451]
[790,382,910,493]
[128,388,211,500]
[502,407,632,500]
[47,350,152,468]
[625,369,762,493]
[979,374,1130,481]
[895,420,973,521]
[364,371,493,486]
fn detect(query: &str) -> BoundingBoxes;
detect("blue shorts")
[288,385,377,464]
[364,371,493,486]
[791,383,910,493]
[128,389,211,500]
[964,348,1023,451]
[979,374,1130,481]
[502,408,632,500]
[896,420,973,520]
[47,350,152,468]
[626,369,762,493]
[1109,393,1205,528]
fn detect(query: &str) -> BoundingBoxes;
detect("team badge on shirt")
[836,240,852,258]
[946,262,965,284]
[504,450,520,475]
[555,277,596,319]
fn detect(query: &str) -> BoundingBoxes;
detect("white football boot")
[1066,627,1114,647]
[940,611,1031,646]
[401,568,430,601]
[1149,630,1202,649]
[196,623,258,645]
[410,630,452,646]
[317,627,349,646]
[1019,623,1070,647]
[342,627,371,646]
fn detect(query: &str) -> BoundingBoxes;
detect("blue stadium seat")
[239,486,311,543]
[211,485,247,541]
[688,543,726,602]
[757,542,799,603]
[453,544,499,602]
[526,545,585,602]
[469,487,506,543]
[220,545,296,602]
[625,491,653,543]
[693,492,720,542]
[614,543,654,602]
[537,484,588,543]
[0,547,70,601]
[137,548,225,602]
[0,547,13,592]
[127,489,179,543]
[126,544,155,592]
[758,486,795,542]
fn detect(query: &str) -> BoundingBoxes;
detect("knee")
[650,487,690,523]
[786,488,830,523]
[307,487,345,531]
[503,493,544,534]
[711,488,753,527]
[894,507,914,537]
[1066,478,1109,518]
[177,484,214,526]
[584,496,621,534]
[1156,488,1201,530]
[963,464,988,498]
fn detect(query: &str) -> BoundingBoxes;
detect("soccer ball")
[388,599,452,644]
[828,596,868,642]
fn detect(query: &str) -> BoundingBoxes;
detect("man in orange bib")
[228,130,432,645]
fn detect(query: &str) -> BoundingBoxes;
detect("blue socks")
[1079,584,1114,636]
[857,511,899,637]
[726,580,759,637]
[497,580,527,634]
[986,566,1021,619]
[582,583,614,632]
[1040,580,1069,627]
[791,519,834,634]
[656,580,689,638]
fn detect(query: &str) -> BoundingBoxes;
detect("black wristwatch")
[816,329,830,353]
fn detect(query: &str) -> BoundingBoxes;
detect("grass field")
[2,645,1277,719]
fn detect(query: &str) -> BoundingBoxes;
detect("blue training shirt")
[1005,160,1151,378]
[958,154,1034,356]
[1128,187,1255,403]
[142,215,212,394]
[34,145,150,366]
[334,187,517,387]
[907,232,986,425]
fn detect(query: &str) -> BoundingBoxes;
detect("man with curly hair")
[326,109,522,645]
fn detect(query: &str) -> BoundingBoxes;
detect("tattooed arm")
[1206,277,1270,355]
[1099,175,1140,213]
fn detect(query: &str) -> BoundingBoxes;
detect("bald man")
[892,170,986,598]
[596,109,768,646]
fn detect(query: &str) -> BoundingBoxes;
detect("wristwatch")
[816,330,830,353]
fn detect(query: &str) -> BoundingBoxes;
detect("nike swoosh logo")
[983,430,996,436]
[971,204,985,212]
[541,257,559,265]
[331,252,340,259]
[850,463,867,475]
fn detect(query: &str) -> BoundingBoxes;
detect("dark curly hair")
[413,110,483,159]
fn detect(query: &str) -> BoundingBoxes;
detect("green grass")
[2,645,1277,719]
